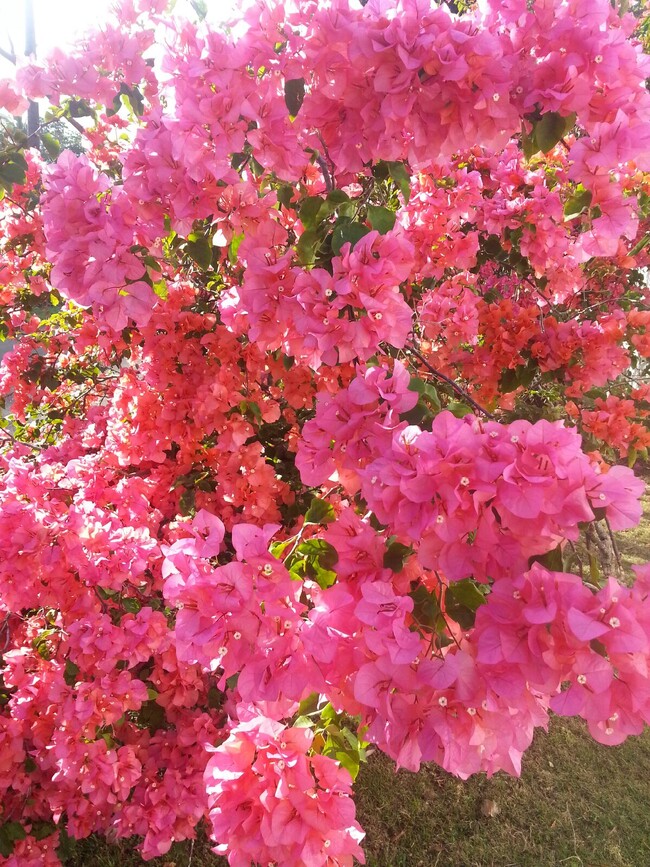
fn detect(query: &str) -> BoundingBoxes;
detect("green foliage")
[523,111,576,157]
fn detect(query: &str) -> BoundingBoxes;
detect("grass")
[68,472,650,867]
[619,474,650,572]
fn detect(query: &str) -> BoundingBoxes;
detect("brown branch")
[0,427,43,452]
[406,340,496,419]
[316,154,333,193]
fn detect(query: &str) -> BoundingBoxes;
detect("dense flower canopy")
[0,0,649,863]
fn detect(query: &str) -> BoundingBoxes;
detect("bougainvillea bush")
[1,0,650,863]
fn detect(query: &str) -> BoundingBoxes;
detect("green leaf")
[277,184,295,209]
[186,237,212,270]
[0,833,13,858]
[287,539,339,588]
[447,400,472,418]
[311,562,337,589]
[138,699,167,733]
[270,539,291,558]
[533,111,576,154]
[1,823,26,849]
[446,579,487,612]
[327,189,350,205]
[445,579,487,630]
[296,227,322,265]
[298,692,320,716]
[122,597,141,614]
[408,376,427,394]
[30,821,56,841]
[331,221,371,256]
[498,361,536,394]
[41,132,61,160]
[0,152,28,191]
[190,0,208,19]
[299,196,335,229]
[383,541,412,572]
[152,279,168,300]
[564,186,592,220]
[386,161,411,202]
[228,232,244,265]
[299,539,339,569]
[284,77,305,117]
[304,498,336,525]
[399,398,434,426]
[64,659,80,686]
[336,751,360,780]
[67,98,95,119]
[367,205,396,234]
[409,584,441,632]
[534,545,565,572]
[179,488,196,516]
[33,628,57,659]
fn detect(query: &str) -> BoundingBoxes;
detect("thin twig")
[316,131,336,188]
[64,115,93,141]
[406,340,496,419]
[316,154,333,193]
[0,427,43,452]
[604,517,623,577]
[0,46,17,65]
[629,233,650,258]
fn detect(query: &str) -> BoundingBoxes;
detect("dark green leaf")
[138,699,167,732]
[386,161,411,202]
[533,545,565,572]
[383,541,412,572]
[64,659,80,686]
[1,822,26,843]
[299,196,334,228]
[296,227,322,265]
[0,153,28,191]
[446,579,487,612]
[409,584,441,632]
[0,834,13,858]
[399,398,434,426]
[326,189,349,205]
[534,111,576,154]
[122,597,141,614]
[284,77,305,116]
[499,361,536,394]
[179,488,196,516]
[186,237,212,270]
[30,822,56,841]
[367,204,396,234]
[447,400,473,418]
[331,221,371,256]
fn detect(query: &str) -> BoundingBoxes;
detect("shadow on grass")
[69,716,650,867]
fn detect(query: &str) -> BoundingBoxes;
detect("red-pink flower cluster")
[204,715,365,867]
[0,0,649,864]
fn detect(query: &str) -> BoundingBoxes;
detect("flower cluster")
[0,0,649,865]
